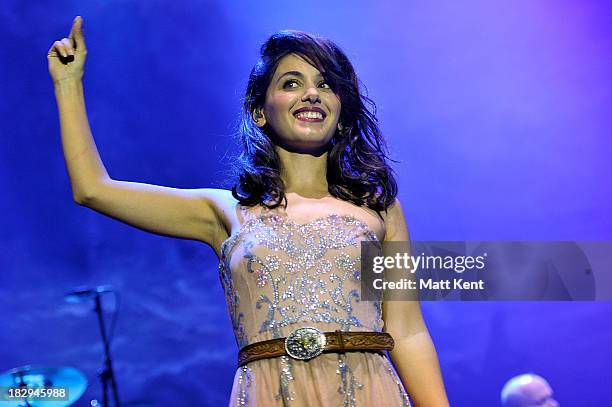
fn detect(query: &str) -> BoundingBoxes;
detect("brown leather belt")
[238,327,394,367]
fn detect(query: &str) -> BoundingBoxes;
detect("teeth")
[295,111,324,120]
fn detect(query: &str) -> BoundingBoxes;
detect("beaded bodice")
[218,212,384,348]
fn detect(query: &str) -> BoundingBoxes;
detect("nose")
[302,85,321,103]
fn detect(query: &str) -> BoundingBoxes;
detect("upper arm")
[381,198,428,338]
[79,180,234,254]
[382,198,409,242]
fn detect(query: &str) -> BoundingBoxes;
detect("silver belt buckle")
[284,327,326,360]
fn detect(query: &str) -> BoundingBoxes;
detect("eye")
[319,81,331,89]
[283,79,300,89]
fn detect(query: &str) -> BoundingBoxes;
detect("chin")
[296,129,334,143]
[283,138,331,155]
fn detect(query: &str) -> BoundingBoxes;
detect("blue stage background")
[1,1,611,405]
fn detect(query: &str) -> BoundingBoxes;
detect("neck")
[275,145,329,198]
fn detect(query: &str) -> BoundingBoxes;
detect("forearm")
[389,332,449,407]
[54,78,109,201]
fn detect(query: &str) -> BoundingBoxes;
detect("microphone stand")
[94,292,120,407]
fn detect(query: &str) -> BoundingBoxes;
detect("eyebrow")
[276,71,324,84]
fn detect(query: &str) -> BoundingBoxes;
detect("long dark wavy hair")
[232,30,397,214]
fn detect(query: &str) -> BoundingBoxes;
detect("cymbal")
[0,365,87,407]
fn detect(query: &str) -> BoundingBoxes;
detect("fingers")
[48,40,67,58]
[68,15,87,52]
[61,38,74,55]
[47,38,72,58]
[47,42,58,57]
[47,16,87,61]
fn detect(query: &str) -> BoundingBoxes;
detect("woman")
[48,16,449,407]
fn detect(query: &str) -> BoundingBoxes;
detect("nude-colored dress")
[218,208,412,407]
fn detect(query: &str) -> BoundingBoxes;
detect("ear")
[252,107,267,127]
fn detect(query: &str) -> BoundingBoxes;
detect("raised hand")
[48,16,87,84]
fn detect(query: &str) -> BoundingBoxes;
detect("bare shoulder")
[382,198,410,242]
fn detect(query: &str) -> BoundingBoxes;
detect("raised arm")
[382,199,450,407]
[48,16,232,255]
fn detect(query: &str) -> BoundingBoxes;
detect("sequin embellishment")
[219,213,399,405]
[337,353,364,407]
[235,365,252,406]
[220,214,377,342]
[384,357,412,407]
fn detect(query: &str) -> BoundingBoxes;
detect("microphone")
[64,285,114,303]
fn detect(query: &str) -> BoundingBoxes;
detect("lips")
[293,107,326,122]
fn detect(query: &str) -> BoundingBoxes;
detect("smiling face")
[254,53,341,154]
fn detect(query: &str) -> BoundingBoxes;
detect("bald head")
[501,374,559,407]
